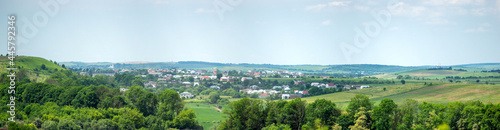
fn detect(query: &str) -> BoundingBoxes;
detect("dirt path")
[214,107,222,112]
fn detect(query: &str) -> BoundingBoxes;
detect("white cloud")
[425,18,451,25]
[391,2,427,17]
[471,8,486,16]
[481,23,491,26]
[463,23,490,33]
[497,0,500,12]
[423,0,484,6]
[154,0,169,4]
[305,4,327,11]
[464,27,486,33]
[305,1,351,11]
[195,8,216,13]
[328,1,352,6]
[389,26,399,31]
[354,5,370,11]
[391,2,458,25]
[321,20,331,26]
[255,21,267,25]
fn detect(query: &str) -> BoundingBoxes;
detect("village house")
[79,72,88,76]
[144,81,157,88]
[281,94,290,99]
[179,92,194,99]
[158,78,167,81]
[148,71,162,76]
[326,83,336,89]
[360,85,370,89]
[259,93,270,98]
[120,88,129,92]
[280,94,302,99]
[293,90,309,95]
[182,82,192,86]
[344,85,351,90]
[290,94,302,99]
[92,73,115,77]
[250,85,259,89]
[267,90,280,94]
[284,86,291,92]
[210,85,220,89]
[220,77,234,82]
[241,77,253,82]
[247,89,266,94]
[233,85,244,89]
[294,80,305,85]
[199,76,210,80]
[169,80,179,84]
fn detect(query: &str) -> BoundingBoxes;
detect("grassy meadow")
[0,56,65,82]
[184,103,226,129]
[373,68,500,79]
[299,83,500,109]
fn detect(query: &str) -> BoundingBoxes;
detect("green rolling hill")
[0,56,66,82]
[373,68,500,79]
[299,83,500,108]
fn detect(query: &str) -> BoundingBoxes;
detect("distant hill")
[452,63,500,69]
[3,56,494,77]
[373,66,500,79]
[61,60,500,77]
[61,61,427,76]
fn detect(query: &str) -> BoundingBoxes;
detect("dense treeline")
[0,69,201,129]
[219,95,500,130]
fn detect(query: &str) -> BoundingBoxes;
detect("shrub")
[41,121,58,130]
[57,119,80,130]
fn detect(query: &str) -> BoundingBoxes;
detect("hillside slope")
[373,69,500,79]
[300,83,500,107]
[0,56,66,82]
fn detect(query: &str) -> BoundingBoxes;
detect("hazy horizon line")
[59,60,500,67]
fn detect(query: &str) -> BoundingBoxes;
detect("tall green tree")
[397,99,419,130]
[283,98,307,130]
[372,98,397,130]
[137,92,158,117]
[208,92,221,104]
[158,89,184,121]
[265,100,288,126]
[57,119,80,130]
[22,83,54,104]
[347,94,373,116]
[349,107,372,130]
[445,102,465,130]
[337,114,354,130]
[219,98,266,130]
[306,99,341,126]
[172,109,200,129]
[71,86,99,108]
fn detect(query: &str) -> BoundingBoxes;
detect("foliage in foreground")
[219,95,500,130]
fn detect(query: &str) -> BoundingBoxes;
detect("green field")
[185,103,226,129]
[297,83,427,103]
[374,69,500,79]
[299,83,500,109]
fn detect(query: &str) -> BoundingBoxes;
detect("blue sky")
[1,0,499,66]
